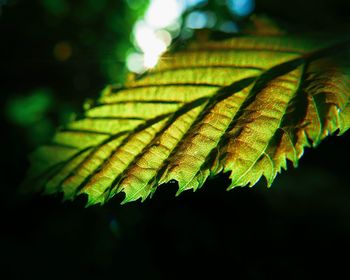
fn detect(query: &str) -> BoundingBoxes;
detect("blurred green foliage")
[5,89,54,145]
[1,0,150,146]
[41,0,70,17]
[6,88,53,126]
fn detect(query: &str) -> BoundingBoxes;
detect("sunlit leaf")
[23,33,350,206]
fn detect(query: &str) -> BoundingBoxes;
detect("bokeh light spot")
[220,21,239,33]
[186,10,217,29]
[145,0,182,29]
[128,0,241,73]
[53,41,72,62]
[127,52,146,74]
[132,20,169,70]
[186,11,208,29]
[226,0,255,17]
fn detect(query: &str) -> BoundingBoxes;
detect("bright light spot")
[144,51,162,69]
[141,34,167,69]
[126,52,145,74]
[132,20,172,71]
[156,29,172,47]
[226,0,255,17]
[134,21,159,52]
[127,50,165,73]
[145,0,182,28]
[133,20,169,70]
[129,0,210,73]
[185,11,216,29]
[185,11,208,29]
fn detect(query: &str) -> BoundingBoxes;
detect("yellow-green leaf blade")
[23,33,350,206]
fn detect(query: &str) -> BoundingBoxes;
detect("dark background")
[1,0,350,278]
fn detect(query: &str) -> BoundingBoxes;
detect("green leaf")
[23,33,350,206]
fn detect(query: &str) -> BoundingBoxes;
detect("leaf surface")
[24,34,350,205]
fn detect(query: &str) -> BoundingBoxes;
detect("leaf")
[23,33,350,206]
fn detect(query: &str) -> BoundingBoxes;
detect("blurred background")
[1,0,350,278]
